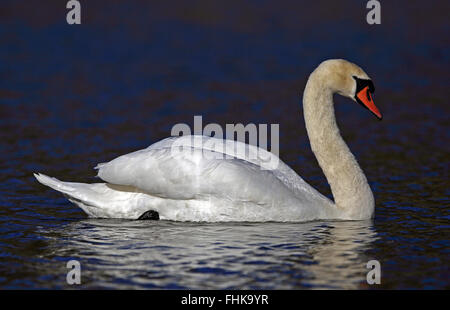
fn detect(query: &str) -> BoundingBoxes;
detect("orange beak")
[356,86,382,120]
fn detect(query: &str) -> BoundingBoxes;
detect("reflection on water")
[37,220,377,289]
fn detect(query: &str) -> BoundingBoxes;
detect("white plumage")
[35,59,380,222]
[35,135,335,221]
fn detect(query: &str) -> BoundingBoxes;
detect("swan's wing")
[95,135,331,206]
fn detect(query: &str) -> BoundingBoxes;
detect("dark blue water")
[0,0,448,289]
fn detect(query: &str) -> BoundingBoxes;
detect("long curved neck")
[303,71,374,219]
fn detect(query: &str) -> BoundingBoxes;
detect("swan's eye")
[353,76,375,96]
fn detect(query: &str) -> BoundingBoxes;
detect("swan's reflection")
[42,219,378,289]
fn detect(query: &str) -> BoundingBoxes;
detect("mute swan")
[35,59,382,222]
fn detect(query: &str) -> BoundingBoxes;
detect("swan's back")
[95,135,334,221]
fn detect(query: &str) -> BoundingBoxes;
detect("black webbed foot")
[138,210,160,220]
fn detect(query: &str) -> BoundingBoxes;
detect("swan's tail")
[34,173,77,196]
[35,172,140,219]
[34,173,155,219]
[34,173,105,217]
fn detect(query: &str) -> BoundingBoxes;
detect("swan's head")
[315,59,382,120]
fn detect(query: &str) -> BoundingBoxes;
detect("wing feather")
[96,135,331,206]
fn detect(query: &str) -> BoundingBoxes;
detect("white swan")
[35,59,382,222]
